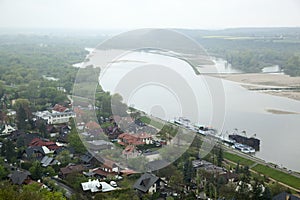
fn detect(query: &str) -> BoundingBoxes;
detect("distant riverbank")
[216,73,300,101]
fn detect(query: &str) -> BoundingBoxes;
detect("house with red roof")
[74,107,84,117]
[118,133,153,146]
[59,164,85,178]
[29,138,60,151]
[85,121,101,130]
[100,158,119,173]
[122,145,140,158]
[52,104,69,113]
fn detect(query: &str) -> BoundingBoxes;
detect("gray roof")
[25,146,45,158]
[146,160,170,171]
[9,170,31,185]
[192,159,225,174]
[81,152,94,163]
[133,173,160,193]
[272,192,300,200]
[41,156,54,167]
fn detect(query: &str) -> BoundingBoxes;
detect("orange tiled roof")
[29,138,59,150]
[102,158,116,169]
[123,145,137,155]
[85,121,101,130]
[53,104,68,112]
[118,133,151,145]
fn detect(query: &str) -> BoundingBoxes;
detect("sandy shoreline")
[215,73,300,101]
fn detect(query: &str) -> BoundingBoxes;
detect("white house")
[81,179,116,193]
[34,110,75,125]
[1,124,16,135]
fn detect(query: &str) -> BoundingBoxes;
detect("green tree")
[65,173,87,191]
[235,162,240,174]
[183,159,195,185]
[44,166,56,177]
[216,147,223,167]
[269,182,288,197]
[36,119,48,138]
[26,80,40,102]
[29,161,43,180]
[67,118,86,154]
[219,183,236,199]
[243,165,251,179]
[0,181,66,200]
[261,186,272,200]
[235,180,251,200]
[285,55,300,76]
[0,165,8,180]
[0,82,4,98]
[14,98,31,130]
[169,169,184,193]
[1,140,17,163]
[56,150,72,166]
[68,130,86,154]
[251,178,264,200]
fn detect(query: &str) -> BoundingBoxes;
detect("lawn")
[223,152,255,166]
[224,152,300,190]
[253,164,300,189]
[139,116,164,129]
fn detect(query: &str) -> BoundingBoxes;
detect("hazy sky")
[0,0,300,30]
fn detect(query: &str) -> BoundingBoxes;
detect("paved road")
[51,177,75,198]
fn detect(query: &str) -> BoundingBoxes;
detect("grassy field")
[140,116,164,129]
[224,151,300,190]
[223,152,255,166]
[253,164,300,189]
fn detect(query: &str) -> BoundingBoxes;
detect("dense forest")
[0,34,105,112]
[0,34,106,92]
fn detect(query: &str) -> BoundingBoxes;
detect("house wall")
[143,138,153,144]
[148,184,157,194]
[112,167,119,172]
[50,112,75,124]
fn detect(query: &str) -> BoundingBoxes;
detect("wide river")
[80,50,300,172]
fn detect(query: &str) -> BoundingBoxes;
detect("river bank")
[215,73,300,101]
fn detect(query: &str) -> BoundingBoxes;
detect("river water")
[80,50,300,172]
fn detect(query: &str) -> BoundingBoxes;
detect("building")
[33,110,75,125]
[272,192,300,200]
[8,170,31,185]
[80,152,100,165]
[122,145,140,158]
[52,104,69,113]
[81,179,116,193]
[118,133,153,146]
[133,173,164,194]
[24,146,45,160]
[40,156,60,167]
[29,138,60,151]
[192,159,226,174]
[85,121,101,130]
[60,164,85,178]
[83,157,120,179]
[99,158,119,173]
[86,140,114,151]
[1,124,16,135]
